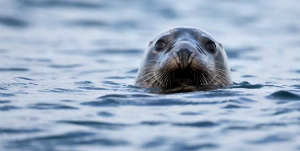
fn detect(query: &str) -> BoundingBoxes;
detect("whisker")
[135,68,158,82]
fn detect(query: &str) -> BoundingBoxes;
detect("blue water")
[1,0,300,151]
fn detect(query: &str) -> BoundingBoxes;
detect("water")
[0,0,300,151]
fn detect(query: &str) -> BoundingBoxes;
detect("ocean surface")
[1,0,300,151]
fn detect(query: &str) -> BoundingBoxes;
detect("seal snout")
[175,48,193,69]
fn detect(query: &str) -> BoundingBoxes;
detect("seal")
[135,27,232,92]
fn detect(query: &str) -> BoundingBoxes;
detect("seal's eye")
[155,40,166,51]
[206,41,216,53]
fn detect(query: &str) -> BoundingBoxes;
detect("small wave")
[81,97,211,107]
[0,16,28,28]
[97,111,114,117]
[102,81,121,85]
[20,0,104,9]
[231,81,265,89]
[267,90,300,101]
[15,77,34,81]
[223,123,288,132]
[0,105,21,111]
[173,121,218,128]
[223,126,254,131]
[140,121,166,126]
[78,86,107,91]
[74,81,93,86]
[172,143,218,151]
[18,58,51,62]
[222,104,249,109]
[180,112,203,116]
[66,20,107,27]
[6,131,129,150]
[0,100,11,104]
[0,93,15,97]
[40,88,83,93]
[248,134,291,144]
[141,137,166,149]
[0,68,29,72]
[81,92,253,107]
[28,103,78,110]
[292,85,300,89]
[226,46,257,59]
[186,90,249,98]
[127,69,138,74]
[79,69,111,75]
[105,76,135,79]
[0,128,41,134]
[223,97,256,104]
[271,108,293,116]
[48,64,81,69]
[242,75,256,78]
[57,121,128,130]
[89,48,142,55]
[0,87,8,90]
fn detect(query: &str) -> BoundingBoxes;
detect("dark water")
[1,0,300,151]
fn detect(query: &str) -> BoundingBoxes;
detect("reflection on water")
[1,0,300,151]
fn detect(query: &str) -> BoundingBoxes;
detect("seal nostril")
[176,49,193,62]
[176,48,193,69]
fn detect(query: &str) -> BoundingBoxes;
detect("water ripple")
[0,93,15,97]
[66,20,107,27]
[248,134,291,144]
[186,90,249,98]
[78,86,107,91]
[6,131,129,150]
[226,46,257,59]
[15,77,34,81]
[180,112,203,116]
[81,97,219,107]
[0,68,29,72]
[223,123,289,132]
[20,0,104,9]
[90,48,142,55]
[0,16,28,28]
[58,121,128,130]
[40,88,83,93]
[0,128,41,134]
[0,105,21,111]
[142,137,166,149]
[74,81,93,86]
[222,104,249,109]
[267,90,300,101]
[0,100,11,104]
[48,64,81,69]
[97,111,114,117]
[173,121,218,128]
[140,121,166,126]
[28,103,78,110]
[172,143,218,151]
[231,81,266,89]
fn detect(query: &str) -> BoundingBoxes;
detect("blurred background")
[0,0,300,151]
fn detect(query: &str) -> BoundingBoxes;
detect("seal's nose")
[176,48,193,69]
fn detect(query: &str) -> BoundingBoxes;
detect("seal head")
[135,27,232,92]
